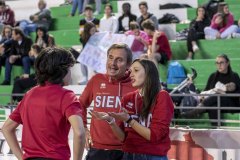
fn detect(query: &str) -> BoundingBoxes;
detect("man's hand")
[9,55,20,64]
[84,128,92,150]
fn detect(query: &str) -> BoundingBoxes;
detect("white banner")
[77,32,134,73]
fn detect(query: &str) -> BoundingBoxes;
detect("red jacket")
[121,90,174,156]
[79,73,135,150]
[210,12,235,33]
[0,7,15,26]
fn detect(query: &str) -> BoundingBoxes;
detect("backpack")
[167,61,186,84]
[158,13,180,24]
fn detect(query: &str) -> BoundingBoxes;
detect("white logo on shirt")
[126,102,133,109]
[100,83,106,89]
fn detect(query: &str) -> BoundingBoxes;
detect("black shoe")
[1,80,10,85]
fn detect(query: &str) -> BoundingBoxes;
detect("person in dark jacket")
[1,27,33,85]
[186,6,210,60]
[118,2,137,33]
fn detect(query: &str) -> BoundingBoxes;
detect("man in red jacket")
[80,43,136,160]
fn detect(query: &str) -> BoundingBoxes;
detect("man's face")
[38,2,45,10]
[12,31,20,41]
[85,9,93,18]
[0,5,5,12]
[139,5,147,15]
[106,49,129,80]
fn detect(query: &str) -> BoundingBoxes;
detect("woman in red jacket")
[92,59,174,160]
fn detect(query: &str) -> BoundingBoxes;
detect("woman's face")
[130,61,146,88]
[104,6,112,16]
[197,7,205,17]
[223,5,229,14]
[37,29,44,38]
[133,29,140,36]
[215,57,229,73]
[90,27,97,35]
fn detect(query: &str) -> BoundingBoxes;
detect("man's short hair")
[84,5,93,11]
[13,27,25,38]
[107,43,132,65]
[141,19,155,31]
[139,1,148,9]
[0,0,6,6]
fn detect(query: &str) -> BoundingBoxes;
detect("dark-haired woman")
[35,26,55,48]
[2,47,85,160]
[92,59,174,160]
[186,6,210,60]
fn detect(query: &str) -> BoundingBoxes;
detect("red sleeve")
[4,10,15,26]
[9,101,23,124]
[149,91,174,142]
[79,77,94,127]
[62,91,82,119]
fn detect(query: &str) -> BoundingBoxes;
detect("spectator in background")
[79,22,97,85]
[83,0,102,15]
[0,0,15,29]
[91,59,174,160]
[232,18,240,38]
[11,44,42,103]
[79,43,135,160]
[137,1,158,30]
[186,6,210,60]
[1,27,33,85]
[118,2,137,33]
[125,21,148,60]
[141,19,172,67]
[79,5,100,34]
[204,2,238,39]
[19,0,52,36]
[35,26,55,48]
[0,25,13,74]
[99,3,118,33]
[70,0,83,16]
[2,47,85,160]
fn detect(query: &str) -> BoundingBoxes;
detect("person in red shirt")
[0,0,15,27]
[92,59,174,160]
[80,43,136,160]
[2,47,85,160]
[141,19,172,67]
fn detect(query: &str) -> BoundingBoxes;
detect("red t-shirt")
[9,83,82,160]
[148,33,172,60]
[121,90,174,156]
[79,73,135,150]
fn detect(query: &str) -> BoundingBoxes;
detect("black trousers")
[85,147,123,160]
[12,75,37,102]
[187,28,205,53]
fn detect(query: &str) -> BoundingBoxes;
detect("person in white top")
[99,4,118,33]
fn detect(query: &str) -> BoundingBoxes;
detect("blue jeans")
[5,56,31,82]
[19,20,37,36]
[71,0,83,16]
[122,153,168,160]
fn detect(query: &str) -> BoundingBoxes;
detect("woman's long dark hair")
[35,26,51,47]
[80,22,96,45]
[133,59,160,119]
[217,2,229,26]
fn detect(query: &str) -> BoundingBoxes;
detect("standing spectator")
[80,43,136,160]
[1,27,33,85]
[83,0,102,15]
[186,6,210,60]
[125,21,148,60]
[118,2,137,33]
[19,0,52,36]
[79,22,97,85]
[35,26,55,48]
[142,19,172,67]
[99,4,118,33]
[70,0,83,16]
[0,0,15,28]
[137,1,158,30]
[91,59,174,160]
[2,47,86,160]
[204,2,238,39]
[79,5,100,34]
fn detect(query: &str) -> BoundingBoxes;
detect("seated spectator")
[141,19,172,67]
[125,21,148,60]
[99,3,118,33]
[79,5,99,34]
[35,26,55,48]
[83,0,101,15]
[11,44,42,103]
[79,22,97,85]
[1,27,33,85]
[70,0,83,16]
[186,6,210,60]
[0,25,13,72]
[19,0,52,36]
[0,0,15,29]
[232,18,240,38]
[118,2,137,33]
[137,1,158,30]
[183,54,240,126]
[204,2,238,39]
